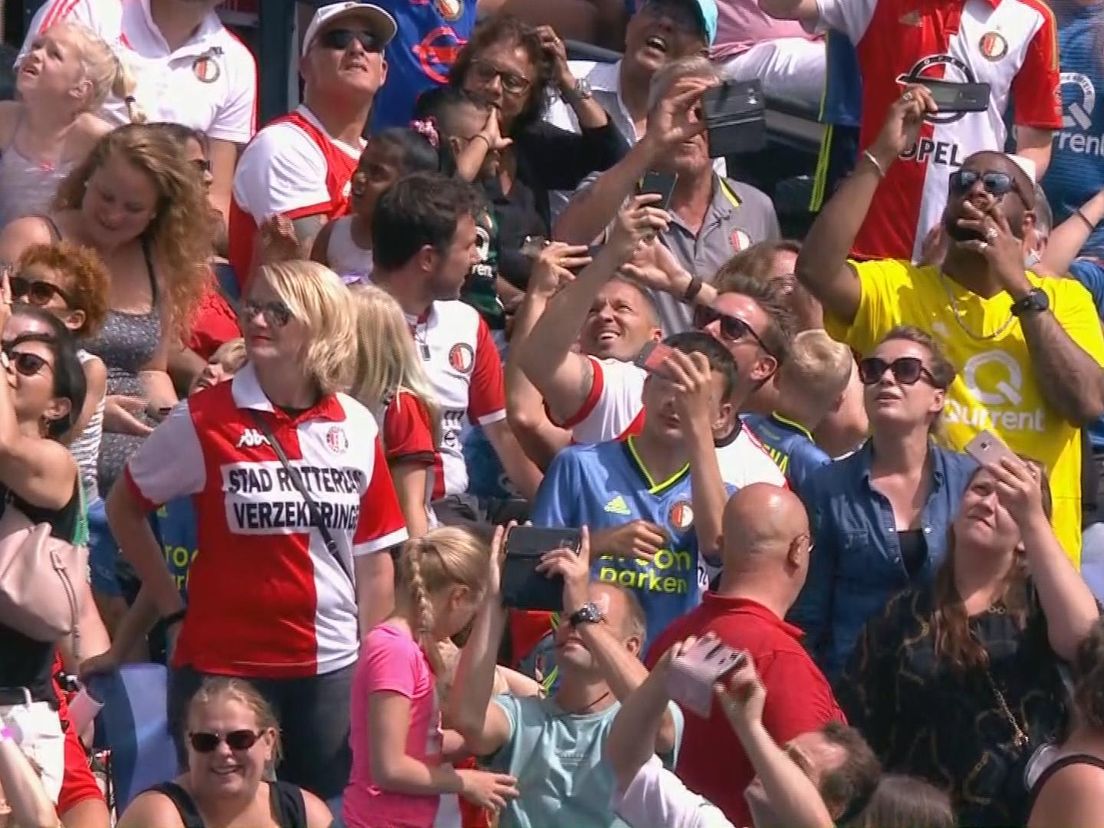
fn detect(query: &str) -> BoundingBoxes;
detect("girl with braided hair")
[344,526,520,828]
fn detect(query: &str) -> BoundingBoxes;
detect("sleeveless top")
[0,120,75,229]
[326,217,373,284]
[72,349,105,503]
[148,780,308,828]
[1027,752,1104,813]
[0,481,81,705]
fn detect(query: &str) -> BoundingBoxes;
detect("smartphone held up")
[501,526,584,612]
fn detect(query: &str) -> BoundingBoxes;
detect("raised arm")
[1039,189,1104,277]
[797,85,933,326]
[517,197,669,423]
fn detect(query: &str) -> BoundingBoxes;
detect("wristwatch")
[569,601,605,627]
[566,78,593,102]
[1010,288,1050,317]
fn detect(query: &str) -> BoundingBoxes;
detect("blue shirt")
[157,497,197,601]
[531,438,731,649]
[369,0,477,131]
[819,30,862,128]
[1070,258,1104,451]
[1042,2,1104,257]
[744,413,831,499]
[789,441,977,678]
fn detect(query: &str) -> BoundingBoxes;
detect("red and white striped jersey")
[124,364,407,678]
[556,358,787,489]
[405,300,506,497]
[816,0,1061,260]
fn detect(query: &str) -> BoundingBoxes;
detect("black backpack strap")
[149,782,205,828]
[269,780,309,828]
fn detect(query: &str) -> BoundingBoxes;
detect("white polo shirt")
[22,0,257,142]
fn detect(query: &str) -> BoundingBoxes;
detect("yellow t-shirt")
[825,260,1104,564]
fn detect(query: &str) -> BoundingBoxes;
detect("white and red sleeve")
[550,357,646,445]
[383,391,436,466]
[230,122,331,223]
[468,318,507,426]
[812,0,877,42]
[1011,2,1062,130]
[353,437,409,556]
[123,402,206,510]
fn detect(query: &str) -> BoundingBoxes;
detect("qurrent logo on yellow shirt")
[944,350,1046,433]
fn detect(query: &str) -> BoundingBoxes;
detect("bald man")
[646,484,844,826]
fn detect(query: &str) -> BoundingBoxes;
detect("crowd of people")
[0,0,1102,826]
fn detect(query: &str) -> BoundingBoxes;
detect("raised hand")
[529,241,592,297]
[608,194,670,261]
[868,84,936,168]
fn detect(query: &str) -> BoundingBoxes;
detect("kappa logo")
[898,9,921,26]
[604,495,631,516]
[237,428,270,449]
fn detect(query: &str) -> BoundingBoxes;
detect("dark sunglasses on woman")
[693,305,772,355]
[858,356,937,387]
[11,275,73,307]
[188,729,263,753]
[240,299,292,328]
[948,169,1019,199]
[1,346,51,378]
[317,28,382,53]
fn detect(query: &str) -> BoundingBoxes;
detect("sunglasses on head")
[948,169,1020,199]
[1,345,51,378]
[316,28,382,53]
[10,275,73,307]
[469,59,532,96]
[693,306,772,354]
[188,730,263,753]
[858,356,937,386]
[240,299,292,328]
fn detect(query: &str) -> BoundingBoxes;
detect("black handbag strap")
[247,410,354,586]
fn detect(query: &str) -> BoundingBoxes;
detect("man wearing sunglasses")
[229,2,395,285]
[798,86,1104,562]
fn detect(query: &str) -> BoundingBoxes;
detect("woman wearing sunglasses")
[790,326,978,679]
[838,457,1097,826]
[119,677,331,828]
[109,260,406,801]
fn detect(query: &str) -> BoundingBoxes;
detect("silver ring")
[985,227,998,242]
[977,241,989,251]
[902,91,914,102]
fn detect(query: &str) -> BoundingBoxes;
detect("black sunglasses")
[469,58,532,96]
[240,299,292,328]
[1,345,51,378]
[316,28,382,53]
[694,306,772,355]
[948,169,1021,200]
[188,730,263,753]
[10,275,73,307]
[858,356,937,387]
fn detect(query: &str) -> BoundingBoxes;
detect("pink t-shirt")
[343,622,444,828]
[712,0,814,61]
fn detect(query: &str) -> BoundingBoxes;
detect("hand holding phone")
[634,341,675,377]
[501,526,584,611]
[638,171,678,212]
[964,430,1018,469]
[667,635,746,718]
[921,79,990,113]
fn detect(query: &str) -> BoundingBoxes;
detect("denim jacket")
[789,440,977,678]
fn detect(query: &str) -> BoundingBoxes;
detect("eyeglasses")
[10,275,73,307]
[858,356,937,387]
[240,299,292,328]
[694,306,773,355]
[316,28,382,53]
[188,730,263,753]
[1,346,51,378]
[469,59,532,96]
[948,169,1023,200]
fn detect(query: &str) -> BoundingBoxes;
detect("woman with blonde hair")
[0,122,213,625]
[107,259,408,802]
[344,526,519,828]
[0,21,138,228]
[351,284,441,537]
[119,677,332,828]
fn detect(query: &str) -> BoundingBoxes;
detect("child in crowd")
[350,284,440,538]
[344,527,520,828]
[311,128,439,284]
[13,242,109,507]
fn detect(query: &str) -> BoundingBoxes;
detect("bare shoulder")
[1029,758,1104,828]
[301,787,335,828]
[117,789,187,828]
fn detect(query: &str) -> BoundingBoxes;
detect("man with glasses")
[799,86,1104,562]
[228,2,394,284]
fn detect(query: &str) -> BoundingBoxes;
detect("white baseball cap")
[301,2,398,58]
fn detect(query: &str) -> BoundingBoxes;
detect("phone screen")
[634,342,675,376]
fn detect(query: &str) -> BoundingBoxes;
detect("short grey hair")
[647,56,719,113]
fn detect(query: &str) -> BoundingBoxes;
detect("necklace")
[985,669,1030,749]
[939,270,1016,341]
[560,689,613,716]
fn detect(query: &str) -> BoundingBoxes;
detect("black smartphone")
[501,526,583,612]
[633,341,676,376]
[922,79,991,113]
[702,80,766,158]
[638,170,678,211]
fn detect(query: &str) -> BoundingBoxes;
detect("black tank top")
[148,780,309,828]
[1027,753,1104,813]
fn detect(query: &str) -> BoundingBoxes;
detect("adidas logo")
[604,495,631,516]
[899,9,921,25]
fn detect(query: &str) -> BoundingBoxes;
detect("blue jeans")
[168,663,354,800]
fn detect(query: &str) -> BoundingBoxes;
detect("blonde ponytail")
[113,59,145,124]
[406,542,448,678]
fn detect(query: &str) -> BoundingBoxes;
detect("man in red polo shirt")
[646,483,843,827]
